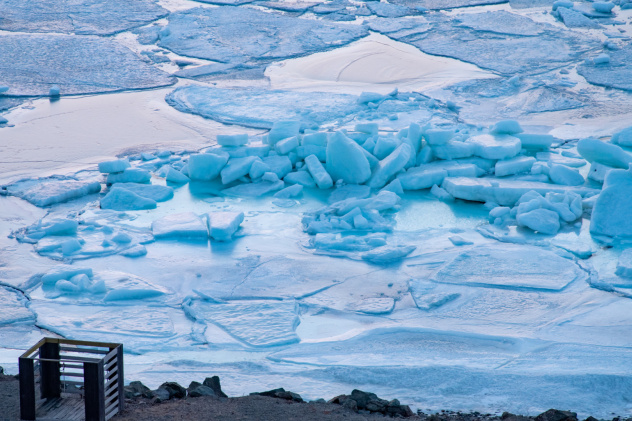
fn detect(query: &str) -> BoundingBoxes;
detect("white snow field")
[1,0,632,417]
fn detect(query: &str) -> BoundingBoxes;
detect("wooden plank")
[20,338,46,359]
[19,357,36,420]
[61,363,84,370]
[105,392,118,406]
[61,371,84,378]
[104,374,118,390]
[116,345,124,413]
[35,355,100,363]
[40,342,61,399]
[84,361,105,421]
[61,346,109,355]
[104,358,117,371]
[56,338,118,349]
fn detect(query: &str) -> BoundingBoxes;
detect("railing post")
[19,357,36,420]
[84,361,105,421]
[40,341,61,399]
[117,345,124,413]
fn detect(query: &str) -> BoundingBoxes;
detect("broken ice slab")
[442,177,598,206]
[0,34,174,96]
[430,244,587,290]
[578,44,632,91]
[158,7,368,64]
[390,0,508,10]
[454,11,546,36]
[0,286,35,326]
[152,212,209,239]
[185,299,299,347]
[207,212,244,242]
[400,14,597,76]
[5,176,102,207]
[166,86,361,130]
[0,0,168,35]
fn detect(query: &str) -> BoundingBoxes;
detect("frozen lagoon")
[1,0,632,417]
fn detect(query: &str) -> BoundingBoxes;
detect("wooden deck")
[36,395,85,421]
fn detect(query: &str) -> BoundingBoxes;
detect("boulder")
[202,376,228,398]
[535,409,578,421]
[159,381,187,399]
[124,380,153,399]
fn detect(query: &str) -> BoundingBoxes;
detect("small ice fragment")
[577,138,632,169]
[611,126,632,147]
[516,208,560,234]
[304,154,333,189]
[616,249,632,278]
[355,123,379,136]
[120,244,147,258]
[430,184,454,201]
[326,132,371,185]
[217,134,248,146]
[221,156,259,184]
[495,156,536,177]
[368,143,413,189]
[207,211,244,241]
[424,129,453,145]
[268,121,301,145]
[358,92,385,105]
[449,235,473,246]
[490,120,523,135]
[284,171,316,187]
[515,133,554,150]
[549,164,585,186]
[152,212,208,239]
[275,136,299,155]
[165,166,189,184]
[100,187,157,211]
[42,266,93,287]
[592,1,614,13]
[274,184,303,199]
[593,53,610,65]
[188,153,229,181]
[61,239,82,256]
[262,155,293,179]
[467,134,521,160]
[49,85,60,97]
[98,159,130,174]
[106,168,151,184]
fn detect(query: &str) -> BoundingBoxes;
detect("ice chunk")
[368,143,413,189]
[490,120,523,135]
[275,136,300,155]
[590,167,632,239]
[495,156,535,177]
[325,132,372,185]
[262,156,293,179]
[159,7,368,65]
[223,180,284,197]
[593,1,614,13]
[166,86,361,129]
[297,145,326,162]
[152,212,208,239]
[274,184,303,199]
[188,153,229,181]
[221,156,259,184]
[284,171,316,187]
[612,127,632,148]
[0,0,168,35]
[430,244,586,290]
[557,7,602,29]
[113,183,173,202]
[424,129,454,146]
[398,167,447,190]
[120,244,147,258]
[0,34,174,96]
[106,168,151,185]
[467,134,521,160]
[389,0,508,11]
[431,184,454,201]
[373,137,401,159]
[0,287,34,325]
[443,177,597,206]
[577,138,632,169]
[98,159,130,174]
[516,208,560,234]
[549,164,585,186]
[362,245,415,263]
[100,187,156,211]
[38,219,79,236]
[515,133,555,150]
[305,155,333,189]
[381,179,404,196]
[217,134,248,147]
[41,266,93,288]
[207,211,244,241]
[431,141,475,160]
[165,166,190,184]
[268,121,301,145]
[186,299,299,347]
[6,177,102,207]
[302,132,329,147]
[616,249,632,278]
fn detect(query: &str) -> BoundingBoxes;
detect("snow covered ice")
[2,0,632,417]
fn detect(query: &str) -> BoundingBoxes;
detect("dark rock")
[350,389,379,409]
[386,399,415,417]
[203,376,228,398]
[503,413,517,420]
[536,409,578,421]
[341,397,358,412]
[152,387,170,403]
[124,380,153,399]
[159,382,186,399]
[0,366,3,375]
[252,388,303,402]
[188,385,217,398]
[584,417,600,421]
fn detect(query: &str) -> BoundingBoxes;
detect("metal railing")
[19,338,124,421]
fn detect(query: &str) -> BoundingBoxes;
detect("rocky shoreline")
[0,368,629,421]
